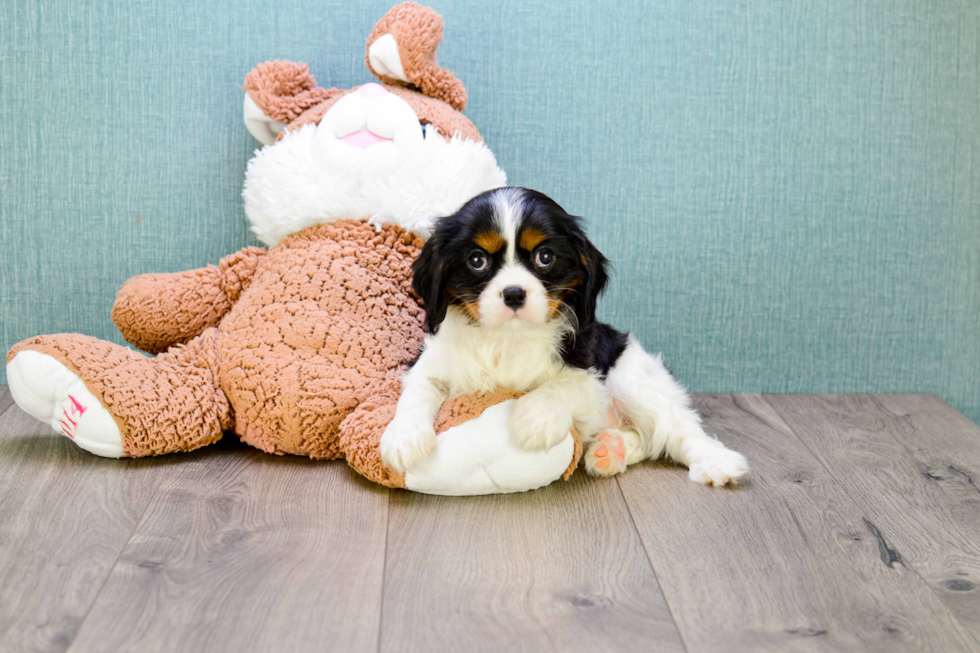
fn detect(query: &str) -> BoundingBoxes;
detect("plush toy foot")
[584,429,628,477]
[341,388,582,496]
[6,350,123,457]
[686,440,749,487]
[404,399,576,496]
[7,330,230,458]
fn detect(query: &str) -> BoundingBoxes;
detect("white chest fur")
[425,309,568,394]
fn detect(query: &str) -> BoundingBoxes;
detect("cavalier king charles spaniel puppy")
[380,187,748,486]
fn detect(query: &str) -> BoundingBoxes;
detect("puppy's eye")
[534,248,555,269]
[467,251,489,272]
[420,123,428,139]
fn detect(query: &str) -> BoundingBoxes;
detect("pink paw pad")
[585,430,628,477]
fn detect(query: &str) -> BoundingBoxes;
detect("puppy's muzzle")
[502,286,526,310]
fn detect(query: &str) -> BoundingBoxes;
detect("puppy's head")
[412,187,609,333]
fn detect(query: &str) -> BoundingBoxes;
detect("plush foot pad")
[584,429,628,477]
[6,350,124,458]
[687,445,748,487]
[402,400,575,496]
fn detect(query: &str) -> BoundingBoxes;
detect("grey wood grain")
[68,444,390,653]
[0,406,165,653]
[766,393,980,642]
[380,472,684,653]
[618,393,980,653]
[0,385,13,418]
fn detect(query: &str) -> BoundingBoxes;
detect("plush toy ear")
[242,61,340,145]
[411,237,450,333]
[367,34,410,84]
[570,220,610,328]
[366,3,468,111]
[243,94,286,146]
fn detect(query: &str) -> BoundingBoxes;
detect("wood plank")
[0,385,13,418]
[380,472,684,653]
[0,406,166,652]
[68,444,390,653]
[766,393,980,641]
[618,394,980,653]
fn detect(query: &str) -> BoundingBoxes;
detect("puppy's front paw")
[380,415,437,473]
[688,446,749,487]
[510,393,573,451]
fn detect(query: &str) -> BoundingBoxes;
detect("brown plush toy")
[6,3,581,496]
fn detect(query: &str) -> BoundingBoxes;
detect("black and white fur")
[380,187,748,485]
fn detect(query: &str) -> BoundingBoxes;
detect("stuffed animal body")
[6,3,580,495]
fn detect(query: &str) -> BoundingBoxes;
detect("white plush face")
[242,84,506,246]
[317,84,427,172]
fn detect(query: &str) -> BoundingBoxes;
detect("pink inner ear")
[339,130,390,149]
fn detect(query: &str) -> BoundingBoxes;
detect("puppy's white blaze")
[491,187,525,264]
[478,263,549,327]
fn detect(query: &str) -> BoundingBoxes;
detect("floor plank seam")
[762,394,980,651]
[614,476,692,653]
[62,467,171,653]
[375,489,392,653]
[0,387,14,420]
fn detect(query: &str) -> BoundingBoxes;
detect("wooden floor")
[1,388,979,652]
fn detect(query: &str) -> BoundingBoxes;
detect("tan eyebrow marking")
[474,230,505,254]
[518,228,546,251]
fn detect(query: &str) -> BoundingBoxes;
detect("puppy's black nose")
[502,286,526,310]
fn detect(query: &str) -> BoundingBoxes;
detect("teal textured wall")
[2,1,978,423]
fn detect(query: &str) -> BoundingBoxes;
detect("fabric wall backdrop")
[2,0,978,423]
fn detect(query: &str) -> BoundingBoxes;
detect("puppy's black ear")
[412,236,449,333]
[570,220,609,328]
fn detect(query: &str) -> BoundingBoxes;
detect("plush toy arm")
[111,247,266,354]
[243,61,342,145]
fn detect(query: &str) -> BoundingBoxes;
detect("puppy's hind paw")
[584,430,628,477]
[688,446,749,487]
